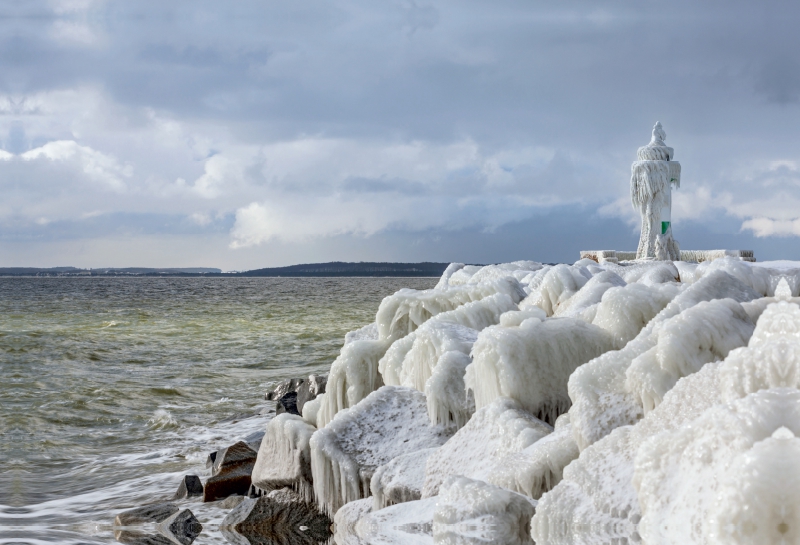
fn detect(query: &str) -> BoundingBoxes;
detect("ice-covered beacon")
[631,121,681,260]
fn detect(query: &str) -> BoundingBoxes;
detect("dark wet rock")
[174,475,203,499]
[275,392,299,416]
[219,495,247,510]
[114,503,179,526]
[157,509,203,545]
[247,484,265,498]
[220,490,332,545]
[204,441,258,501]
[206,450,218,469]
[211,441,258,476]
[114,529,174,545]
[243,430,265,453]
[295,374,327,414]
[265,378,304,401]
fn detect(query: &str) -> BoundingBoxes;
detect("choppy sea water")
[0,277,436,544]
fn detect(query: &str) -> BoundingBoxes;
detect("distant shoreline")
[0,262,457,278]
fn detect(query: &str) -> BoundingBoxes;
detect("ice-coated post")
[631,122,681,260]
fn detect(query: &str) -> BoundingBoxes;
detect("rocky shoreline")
[114,258,800,545]
[112,375,332,545]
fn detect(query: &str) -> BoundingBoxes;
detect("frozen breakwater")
[238,256,800,545]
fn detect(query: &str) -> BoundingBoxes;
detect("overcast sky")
[3,0,800,269]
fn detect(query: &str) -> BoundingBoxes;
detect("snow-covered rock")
[310,386,452,515]
[433,476,536,545]
[567,269,760,450]
[371,448,437,510]
[251,414,316,501]
[467,317,615,425]
[422,398,551,498]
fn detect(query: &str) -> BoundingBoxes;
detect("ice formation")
[466,317,615,424]
[245,255,800,544]
[433,476,536,545]
[485,415,579,500]
[371,447,438,510]
[251,413,316,501]
[422,398,552,498]
[631,122,681,260]
[310,386,452,515]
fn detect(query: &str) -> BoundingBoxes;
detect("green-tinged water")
[0,277,436,544]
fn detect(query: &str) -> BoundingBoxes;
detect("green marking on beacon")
[661,221,670,235]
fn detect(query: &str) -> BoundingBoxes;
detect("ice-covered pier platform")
[580,249,756,263]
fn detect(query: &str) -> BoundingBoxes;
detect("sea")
[0,276,437,544]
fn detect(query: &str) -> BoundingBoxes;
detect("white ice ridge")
[371,447,437,510]
[251,413,316,501]
[533,292,800,545]
[310,386,452,516]
[433,476,537,545]
[567,269,760,450]
[300,258,800,543]
[318,279,525,429]
[467,316,615,425]
[376,277,526,341]
[422,398,552,498]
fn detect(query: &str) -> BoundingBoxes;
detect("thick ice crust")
[251,414,316,501]
[433,476,536,545]
[422,398,552,498]
[467,317,616,425]
[311,386,452,515]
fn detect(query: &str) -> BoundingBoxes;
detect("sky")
[3,0,800,270]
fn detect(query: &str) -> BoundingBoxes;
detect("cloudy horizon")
[4,0,800,270]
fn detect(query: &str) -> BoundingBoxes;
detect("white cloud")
[741,218,800,237]
[21,140,132,191]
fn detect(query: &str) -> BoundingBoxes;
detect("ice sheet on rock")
[552,271,626,318]
[422,398,552,498]
[568,270,760,450]
[310,386,452,515]
[376,278,526,342]
[301,395,321,427]
[591,282,681,347]
[486,423,579,501]
[345,323,379,344]
[445,262,543,289]
[251,414,316,501]
[634,389,800,545]
[371,448,438,510]
[532,362,723,545]
[433,476,536,545]
[693,256,773,296]
[467,317,615,424]
[601,261,678,285]
[355,496,437,545]
[333,497,373,545]
[524,264,592,316]
[434,263,466,290]
[499,308,547,327]
[394,323,477,392]
[425,351,475,429]
[720,301,800,401]
[624,298,754,413]
[316,338,389,429]
[379,293,516,391]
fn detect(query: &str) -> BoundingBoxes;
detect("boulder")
[266,378,305,401]
[220,489,332,545]
[275,391,300,416]
[219,495,247,510]
[295,374,327,414]
[251,414,316,501]
[114,503,179,526]
[157,509,202,545]
[174,475,203,499]
[204,441,258,502]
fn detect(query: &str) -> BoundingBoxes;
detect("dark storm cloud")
[1,0,800,267]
